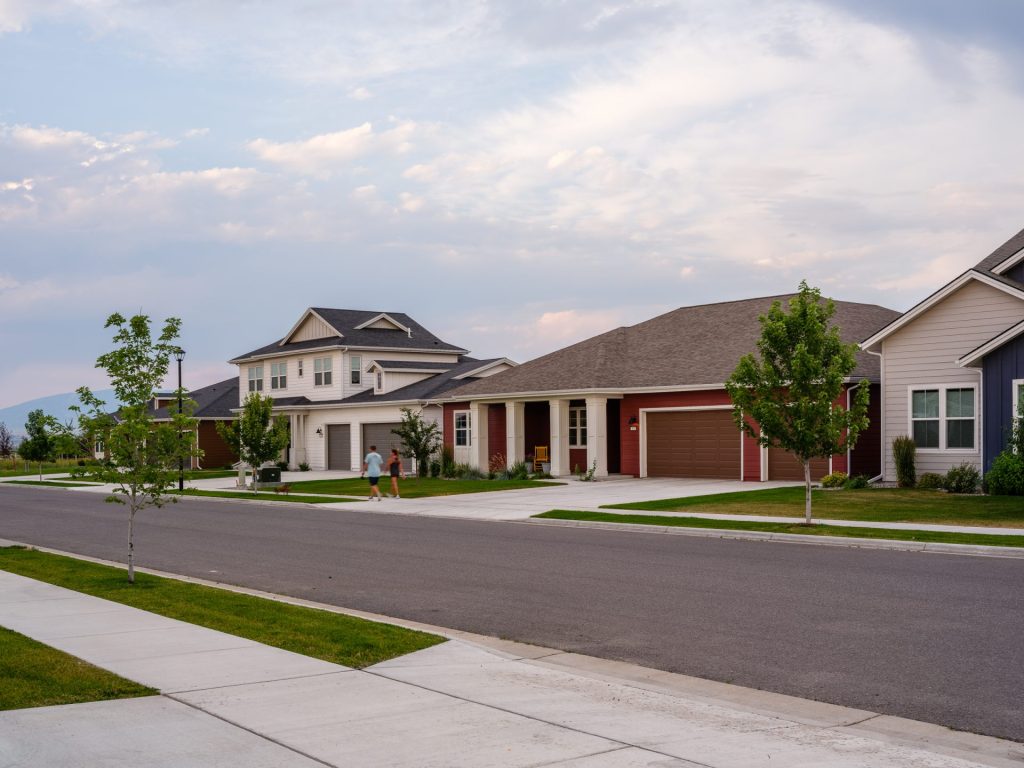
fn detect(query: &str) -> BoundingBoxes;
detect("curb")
[2,539,1021,767]
[525,518,1024,558]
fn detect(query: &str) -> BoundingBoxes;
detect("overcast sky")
[2,0,1023,408]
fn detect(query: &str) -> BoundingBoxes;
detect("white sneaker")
[368,496,373,501]
[395,495,400,499]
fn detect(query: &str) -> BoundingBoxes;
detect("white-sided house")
[228,308,516,471]
[862,226,1024,480]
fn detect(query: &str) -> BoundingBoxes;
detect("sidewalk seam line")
[167,669,352,695]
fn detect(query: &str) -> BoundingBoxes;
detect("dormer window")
[314,356,332,386]
[270,362,287,390]
[248,366,264,392]
[350,355,362,385]
[298,360,304,377]
[376,371,383,392]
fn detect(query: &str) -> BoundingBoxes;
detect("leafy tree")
[0,422,14,459]
[72,313,198,583]
[391,407,441,479]
[19,410,58,479]
[216,393,289,493]
[726,282,870,524]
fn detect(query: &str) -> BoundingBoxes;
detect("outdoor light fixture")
[628,416,638,431]
[316,427,324,437]
[175,348,186,491]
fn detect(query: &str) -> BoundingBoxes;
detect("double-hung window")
[454,412,471,446]
[1014,379,1024,423]
[909,385,976,451]
[314,357,332,386]
[350,355,362,385]
[248,366,264,392]
[270,362,287,390]
[568,406,587,447]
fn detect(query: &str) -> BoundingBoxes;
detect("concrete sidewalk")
[1,568,1020,767]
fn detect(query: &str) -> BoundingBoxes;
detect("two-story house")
[228,308,515,471]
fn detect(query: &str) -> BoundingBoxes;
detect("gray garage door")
[327,424,351,470]
[361,423,414,472]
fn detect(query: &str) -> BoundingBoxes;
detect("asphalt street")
[1,485,1022,742]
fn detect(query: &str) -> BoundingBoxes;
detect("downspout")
[865,347,884,483]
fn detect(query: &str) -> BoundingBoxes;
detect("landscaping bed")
[0,548,443,668]
[602,487,1024,528]
[286,476,562,498]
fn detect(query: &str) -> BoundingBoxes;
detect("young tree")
[72,313,198,583]
[391,407,441,479]
[216,393,289,493]
[19,410,58,479]
[0,422,15,459]
[725,282,870,524]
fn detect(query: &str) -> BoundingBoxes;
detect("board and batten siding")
[881,280,1024,479]
[289,313,336,343]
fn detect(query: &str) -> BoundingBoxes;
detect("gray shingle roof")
[150,377,239,420]
[973,225,1024,276]
[369,360,455,371]
[446,296,900,399]
[230,308,467,361]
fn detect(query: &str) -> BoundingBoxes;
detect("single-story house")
[862,225,1024,477]
[227,308,516,471]
[440,294,900,480]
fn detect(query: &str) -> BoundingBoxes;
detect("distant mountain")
[0,390,118,437]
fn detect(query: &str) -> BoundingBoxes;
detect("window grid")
[314,357,332,387]
[568,406,588,447]
[908,385,976,451]
[248,366,264,393]
[350,355,362,385]
[454,412,471,447]
[270,362,287,390]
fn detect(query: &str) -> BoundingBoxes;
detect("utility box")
[258,467,282,484]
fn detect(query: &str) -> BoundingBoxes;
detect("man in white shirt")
[362,445,385,501]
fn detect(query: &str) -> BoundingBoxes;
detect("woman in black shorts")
[386,448,404,498]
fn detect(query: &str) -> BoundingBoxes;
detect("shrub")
[843,474,869,490]
[489,452,507,475]
[440,445,456,478]
[275,460,289,471]
[943,462,980,494]
[298,462,310,472]
[985,452,1024,496]
[451,462,485,480]
[820,472,848,489]
[892,436,916,488]
[916,472,945,490]
[501,461,530,480]
[77,459,87,466]
[429,460,441,478]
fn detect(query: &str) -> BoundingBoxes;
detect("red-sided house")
[440,295,899,481]
[148,377,240,469]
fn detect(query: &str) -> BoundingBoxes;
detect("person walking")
[386,448,405,498]
[362,445,385,501]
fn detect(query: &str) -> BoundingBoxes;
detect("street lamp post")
[174,348,186,492]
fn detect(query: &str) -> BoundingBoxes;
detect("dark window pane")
[913,420,939,448]
[947,419,974,449]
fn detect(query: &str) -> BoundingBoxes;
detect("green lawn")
[287,476,561,498]
[0,548,443,668]
[0,626,155,710]
[183,469,240,480]
[4,480,99,488]
[175,489,357,504]
[536,510,1024,548]
[602,487,1024,528]
[0,461,82,478]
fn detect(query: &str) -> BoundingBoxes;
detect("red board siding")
[569,448,587,473]
[488,404,507,468]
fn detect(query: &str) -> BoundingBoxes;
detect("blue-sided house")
[958,318,1024,471]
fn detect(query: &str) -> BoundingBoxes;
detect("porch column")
[585,396,609,478]
[295,414,307,467]
[288,414,298,468]
[470,402,489,470]
[350,423,362,472]
[505,401,525,465]
[549,399,570,476]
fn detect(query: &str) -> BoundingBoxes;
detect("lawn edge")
[526,517,1024,558]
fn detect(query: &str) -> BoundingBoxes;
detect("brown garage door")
[646,410,740,479]
[767,448,829,481]
[327,424,351,470]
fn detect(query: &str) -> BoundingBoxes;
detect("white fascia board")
[353,312,412,335]
[452,358,519,379]
[278,308,343,347]
[345,344,470,354]
[992,245,1024,275]
[860,270,1024,352]
[229,343,347,365]
[230,343,468,365]
[957,318,1024,368]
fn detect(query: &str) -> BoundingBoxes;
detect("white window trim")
[568,406,587,448]
[270,361,287,390]
[637,405,740,480]
[906,383,978,453]
[350,355,362,385]
[454,410,471,447]
[314,356,333,387]
[1014,379,1023,419]
[248,366,264,392]
[375,371,384,392]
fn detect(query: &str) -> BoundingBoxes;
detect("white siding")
[882,280,1024,478]
[342,350,459,399]
[289,314,336,343]
[303,404,443,471]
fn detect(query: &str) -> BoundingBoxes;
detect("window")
[909,385,976,451]
[248,366,264,392]
[1014,379,1024,421]
[298,360,304,377]
[454,412,471,446]
[569,406,587,447]
[314,357,332,386]
[270,362,287,390]
[350,355,361,385]
[376,371,383,391]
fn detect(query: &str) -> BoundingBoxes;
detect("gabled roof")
[229,308,468,362]
[957,318,1024,368]
[278,308,342,346]
[445,296,898,400]
[367,360,455,373]
[973,225,1024,275]
[150,377,239,420]
[354,313,412,335]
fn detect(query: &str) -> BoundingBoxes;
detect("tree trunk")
[127,506,135,584]
[803,460,813,525]
[38,462,43,481]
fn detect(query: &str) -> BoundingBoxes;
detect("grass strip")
[0,548,444,668]
[175,489,357,504]
[536,510,1024,548]
[287,476,561,498]
[0,626,155,710]
[3,480,100,488]
[601,487,1024,528]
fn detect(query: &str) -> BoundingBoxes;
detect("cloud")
[246,121,416,174]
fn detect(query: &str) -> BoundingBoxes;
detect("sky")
[1,0,1023,408]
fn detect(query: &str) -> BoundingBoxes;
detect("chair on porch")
[533,446,549,472]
